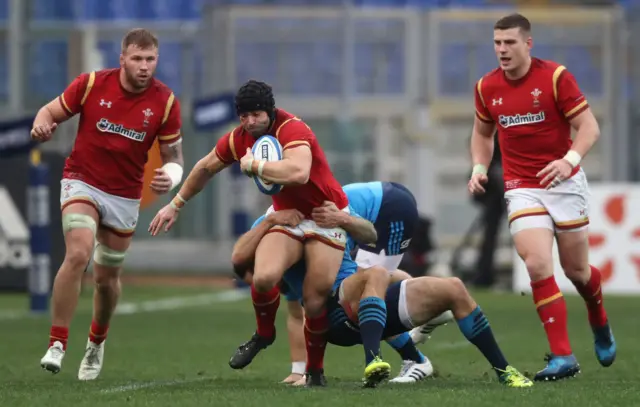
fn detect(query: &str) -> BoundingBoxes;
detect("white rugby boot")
[40,341,65,374]
[410,310,455,345]
[389,357,434,383]
[78,339,105,380]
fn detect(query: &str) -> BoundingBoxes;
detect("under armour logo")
[543,317,555,325]
[492,98,503,106]
[100,99,112,108]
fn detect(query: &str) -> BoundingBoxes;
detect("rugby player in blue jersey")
[233,203,533,388]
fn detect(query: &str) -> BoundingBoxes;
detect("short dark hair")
[494,13,531,33]
[121,28,159,52]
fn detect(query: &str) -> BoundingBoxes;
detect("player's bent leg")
[400,277,531,387]
[230,231,303,370]
[283,300,306,384]
[301,238,345,387]
[78,227,132,381]
[556,228,615,367]
[41,203,98,375]
[511,217,579,381]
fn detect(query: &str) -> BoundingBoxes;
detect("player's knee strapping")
[93,243,126,267]
[62,213,97,236]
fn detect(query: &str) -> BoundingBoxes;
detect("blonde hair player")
[35,28,185,380]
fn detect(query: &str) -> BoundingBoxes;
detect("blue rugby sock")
[358,296,387,365]
[457,306,508,373]
[386,332,425,363]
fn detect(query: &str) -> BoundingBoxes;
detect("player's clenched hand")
[240,148,254,176]
[30,123,58,143]
[312,201,344,228]
[267,209,304,227]
[148,204,179,236]
[468,173,488,195]
[537,159,573,190]
[150,168,172,195]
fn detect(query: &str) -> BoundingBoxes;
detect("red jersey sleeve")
[474,78,493,123]
[275,118,313,151]
[58,71,94,116]
[213,130,238,164]
[158,93,182,145]
[553,66,589,120]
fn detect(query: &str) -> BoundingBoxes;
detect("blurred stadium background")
[1,0,640,301]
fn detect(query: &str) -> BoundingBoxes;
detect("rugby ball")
[251,135,283,195]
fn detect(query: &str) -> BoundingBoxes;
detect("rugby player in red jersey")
[33,28,185,380]
[149,80,364,386]
[468,14,615,381]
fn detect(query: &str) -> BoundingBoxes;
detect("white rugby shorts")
[60,178,140,237]
[505,168,590,235]
[264,205,348,250]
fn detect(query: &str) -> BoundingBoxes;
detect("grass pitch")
[1,282,638,407]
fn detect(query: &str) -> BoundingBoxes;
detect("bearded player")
[34,29,184,379]
[149,80,356,386]
[468,13,615,381]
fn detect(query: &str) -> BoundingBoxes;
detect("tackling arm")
[252,146,312,185]
[338,213,377,244]
[231,216,275,269]
[33,98,73,128]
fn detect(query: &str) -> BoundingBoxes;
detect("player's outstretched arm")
[172,148,227,206]
[241,145,311,185]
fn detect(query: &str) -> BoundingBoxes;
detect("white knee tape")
[93,243,126,267]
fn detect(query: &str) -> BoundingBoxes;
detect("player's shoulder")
[476,68,502,92]
[531,58,568,79]
[148,77,176,98]
[90,68,119,86]
[273,109,312,134]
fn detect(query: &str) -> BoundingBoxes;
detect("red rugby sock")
[573,265,608,328]
[251,284,280,338]
[89,320,109,345]
[304,310,328,371]
[49,325,69,350]
[531,276,572,356]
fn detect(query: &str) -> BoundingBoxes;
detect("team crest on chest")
[142,108,154,127]
[531,88,542,107]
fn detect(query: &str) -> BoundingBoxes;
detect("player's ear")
[119,53,125,67]
[526,36,532,51]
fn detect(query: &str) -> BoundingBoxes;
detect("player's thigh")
[60,179,100,267]
[403,277,469,325]
[381,182,418,256]
[301,219,347,295]
[389,268,412,283]
[254,228,304,290]
[506,188,556,280]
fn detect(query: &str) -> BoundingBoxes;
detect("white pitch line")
[0,289,249,322]
[101,376,210,394]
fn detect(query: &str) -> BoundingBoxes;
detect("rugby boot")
[533,353,580,381]
[40,341,65,374]
[389,358,433,383]
[363,356,391,388]
[593,321,616,367]
[305,368,327,387]
[497,366,533,388]
[228,331,275,369]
